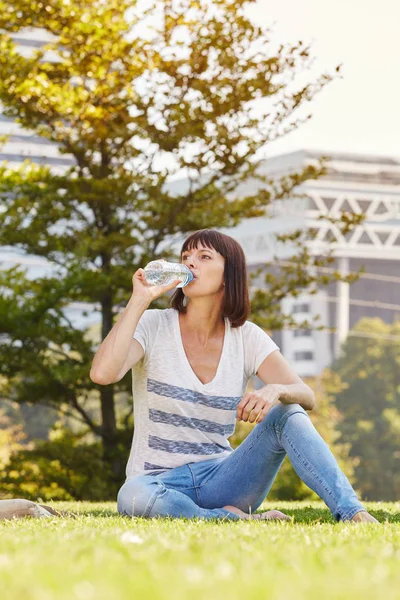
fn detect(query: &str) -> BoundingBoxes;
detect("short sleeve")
[243,321,279,378]
[133,309,161,357]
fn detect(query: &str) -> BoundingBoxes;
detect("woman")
[90,229,377,523]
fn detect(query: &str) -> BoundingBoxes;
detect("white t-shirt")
[125,308,279,478]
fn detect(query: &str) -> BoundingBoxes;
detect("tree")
[0,427,115,501]
[332,318,400,501]
[0,0,363,481]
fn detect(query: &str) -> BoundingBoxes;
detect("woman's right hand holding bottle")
[132,269,181,304]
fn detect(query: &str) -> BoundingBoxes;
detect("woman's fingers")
[248,403,265,423]
[236,393,258,421]
[238,396,272,423]
[132,269,182,302]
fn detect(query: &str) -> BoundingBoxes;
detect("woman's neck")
[179,301,224,346]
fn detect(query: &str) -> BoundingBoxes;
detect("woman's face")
[181,245,225,298]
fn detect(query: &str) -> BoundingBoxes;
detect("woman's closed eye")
[182,254,212,260]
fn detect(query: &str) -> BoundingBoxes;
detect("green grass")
[1,501,399,600]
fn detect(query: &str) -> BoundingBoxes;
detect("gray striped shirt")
[125,308,279,478]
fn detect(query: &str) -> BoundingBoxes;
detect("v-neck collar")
[174,309,228,388]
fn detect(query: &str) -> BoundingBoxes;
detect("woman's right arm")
[89,268,180,385]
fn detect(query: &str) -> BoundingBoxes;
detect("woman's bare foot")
[223,505,291,521]
[350,510,379,523]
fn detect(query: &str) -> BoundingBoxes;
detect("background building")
[226,150,400,376]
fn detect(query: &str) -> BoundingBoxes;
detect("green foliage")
[0,405,25,468]
[332,318,400,501]
[0,428,117,501]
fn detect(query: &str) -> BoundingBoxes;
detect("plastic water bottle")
[144,260,194,288]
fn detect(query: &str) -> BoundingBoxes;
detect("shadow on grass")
[71,506,399,523]
[70,508,120,518]
[254,507,399,524]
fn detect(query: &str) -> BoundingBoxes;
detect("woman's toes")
[258,510,291,521]
[350,511,379,523]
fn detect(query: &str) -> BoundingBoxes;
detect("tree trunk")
[100,292,117,435]
[100,293,123,479]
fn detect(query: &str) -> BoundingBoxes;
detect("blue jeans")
[117,403,365,522]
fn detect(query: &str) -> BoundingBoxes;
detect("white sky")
[246,0,400,160]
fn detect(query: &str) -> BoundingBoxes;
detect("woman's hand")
[236,384,285,424]
[132,268,181,304]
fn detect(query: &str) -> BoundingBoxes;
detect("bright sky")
[247,0,400,160]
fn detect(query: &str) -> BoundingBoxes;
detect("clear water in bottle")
[144,260,194,288]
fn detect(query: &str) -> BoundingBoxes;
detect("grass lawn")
[1,500,399,600]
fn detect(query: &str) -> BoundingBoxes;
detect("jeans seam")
[187,463,204,506]
[142,481,165,518]
[282,429,335,502]
[187,463,197,487]
[196,486,204,507]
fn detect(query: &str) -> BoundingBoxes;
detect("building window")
[293,303,310,314]
[293,330,312,337]
[294,351,314,361]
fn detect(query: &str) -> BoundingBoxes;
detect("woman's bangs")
[181,230,220,255]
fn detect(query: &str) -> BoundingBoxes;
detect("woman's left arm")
[236,350,316,423]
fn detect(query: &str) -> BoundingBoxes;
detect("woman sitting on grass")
[90,229,377,523]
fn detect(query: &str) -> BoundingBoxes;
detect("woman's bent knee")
[117,476,159,518]
[263,402,308,429]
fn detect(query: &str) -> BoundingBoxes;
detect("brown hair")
[170,229,250,327]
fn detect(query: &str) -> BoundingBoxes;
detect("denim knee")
[264,402,309,432]
[117,476,161,517]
